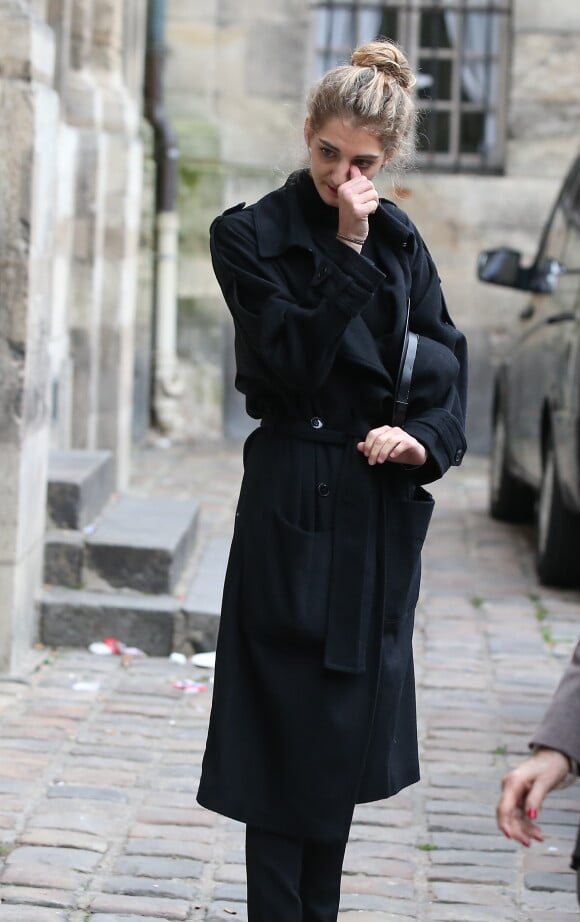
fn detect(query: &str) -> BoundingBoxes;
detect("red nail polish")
[527,809,538,820]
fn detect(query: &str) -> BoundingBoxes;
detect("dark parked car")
[477,154,580,587]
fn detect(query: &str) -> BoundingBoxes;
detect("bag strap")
[392,298,418,427]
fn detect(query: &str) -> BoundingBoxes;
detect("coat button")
[454,449,463,463]
[310,417,324,429]
[317,482,330,497]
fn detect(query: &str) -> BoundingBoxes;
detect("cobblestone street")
[0,441,578,922]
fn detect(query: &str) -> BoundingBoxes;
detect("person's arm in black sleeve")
[210,210,385,394]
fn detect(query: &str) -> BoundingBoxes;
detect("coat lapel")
[254,175,315,258]
[251,172,415,388]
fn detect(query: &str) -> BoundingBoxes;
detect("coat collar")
[254,171,416,258]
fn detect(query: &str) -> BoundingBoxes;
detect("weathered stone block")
[182,536,229,650]
[101,876,197,899]
[511,34,580,105]
[0,5,55,83]
[40,586,178,655]
[5,844,101,872]
[0,885,76,909]
[246,21,307,101]
[0,907,68,922]
[47,450,114,530]
[113,854,203,879]
[0,863,82,890]
[17,829,107,852]
[514,0,580,31]
[123,837,206,860]
[213,882,247,901]
[0,538,44,673]
[43,530,84,588]
[46,783,128,803]
[85,494,199,593]
[89,893,190,920]
[525,872,578,892]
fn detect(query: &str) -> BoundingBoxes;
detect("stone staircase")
[40,450,226,655]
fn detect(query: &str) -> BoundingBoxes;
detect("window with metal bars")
[312,1,512,173]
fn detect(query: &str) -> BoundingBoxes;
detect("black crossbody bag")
[392,298,418,427]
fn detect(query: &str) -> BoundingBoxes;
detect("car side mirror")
[476,247,558,293]
[477,247,527,288]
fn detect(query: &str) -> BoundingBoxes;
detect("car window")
[536,157,580,272]
[557,224,580,305]
[543,178,580,306]
[559,170,580,288]
[568,177,580,264]
[539,205,568,267]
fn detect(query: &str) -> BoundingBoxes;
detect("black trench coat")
[197,170,468,841]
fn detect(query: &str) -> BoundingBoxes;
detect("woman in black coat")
[197,38,468,921]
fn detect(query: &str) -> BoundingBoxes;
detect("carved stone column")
[0,1,58,670]
[92,0,145,487]
[64,0,106,454]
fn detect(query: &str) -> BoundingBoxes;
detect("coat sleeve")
[210,209,385,394]
[402,231,468,484]
[530,642,580,766]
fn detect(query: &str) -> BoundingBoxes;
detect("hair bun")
[351,40,416,91]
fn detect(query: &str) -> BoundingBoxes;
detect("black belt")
[261,418,374,675]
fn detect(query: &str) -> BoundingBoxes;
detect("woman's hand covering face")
[337,165,380,242]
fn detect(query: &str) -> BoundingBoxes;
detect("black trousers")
[573,824,580,905]
[245,825,349,922]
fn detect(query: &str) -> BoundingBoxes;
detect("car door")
[550,187,580,508]
[507,160,580,487]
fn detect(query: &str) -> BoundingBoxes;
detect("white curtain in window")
[358,9,383,44]
[315,6,383,77]
[444,7,499,152]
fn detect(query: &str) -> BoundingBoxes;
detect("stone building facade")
[0,0,147,671]
[171,0,580,446]
[0,0,578,671]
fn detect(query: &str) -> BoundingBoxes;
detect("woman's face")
[304,116,388,207]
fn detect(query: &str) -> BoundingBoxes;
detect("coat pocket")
[241,510,332,648]
[384,487,434,623]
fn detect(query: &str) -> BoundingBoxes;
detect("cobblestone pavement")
[0,440,578,922]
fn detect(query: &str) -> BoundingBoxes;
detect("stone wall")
[1,0,577,670]
[164,0,310,439]
[166,0,580,450]
[0,4,56,671]
[403,0,580,450]
[0,0,147,671]
[59,0,146,487]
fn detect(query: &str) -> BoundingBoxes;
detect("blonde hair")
[307,39,417,168]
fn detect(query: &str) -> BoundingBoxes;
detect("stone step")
[40,587,178,656]
[182,536,231,651]
[85,494,200,594]
[44,530,84,588]
[47,450,115,530]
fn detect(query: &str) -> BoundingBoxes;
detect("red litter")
[172,680,208,694]
[88,637,146,657]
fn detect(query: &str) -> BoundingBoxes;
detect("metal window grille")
[311,0,512,173]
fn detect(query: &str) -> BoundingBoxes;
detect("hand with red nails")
[496,747,571,846]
